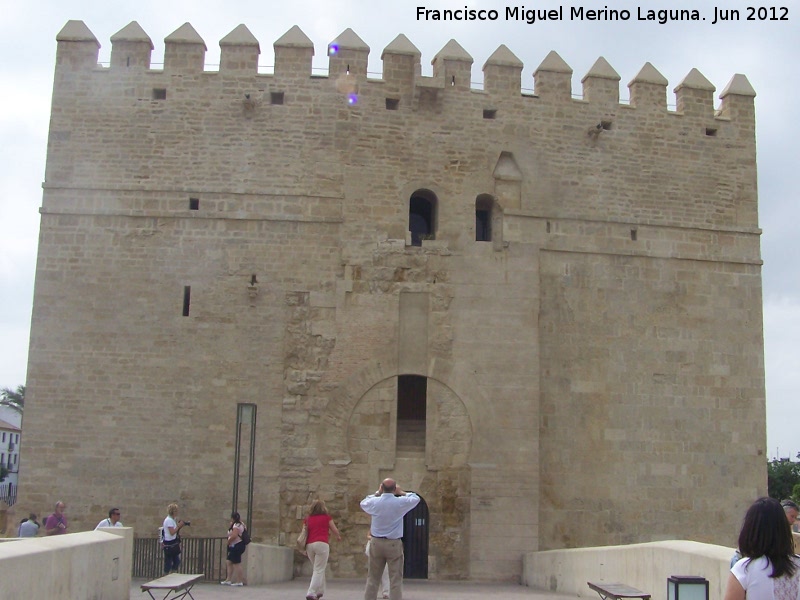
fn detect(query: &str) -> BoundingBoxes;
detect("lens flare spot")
[328,44,339,56]
[347,94,359,106]
[335,73,357,95]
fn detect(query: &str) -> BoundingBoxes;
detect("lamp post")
[667,575,709,600]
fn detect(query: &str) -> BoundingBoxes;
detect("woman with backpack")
[221,511,247,586]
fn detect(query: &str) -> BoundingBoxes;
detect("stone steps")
[397,419,425,455]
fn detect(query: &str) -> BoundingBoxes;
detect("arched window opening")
[409,191,437,247]
[397,375,426,456]
[475,194,494,242]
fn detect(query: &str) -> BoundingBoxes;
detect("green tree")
[0,384,24,406]
[767,453,800,501]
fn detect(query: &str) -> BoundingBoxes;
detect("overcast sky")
[1,0,797,459]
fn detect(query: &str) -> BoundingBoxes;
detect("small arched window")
[475,194,494,242]
[409,190,437,247]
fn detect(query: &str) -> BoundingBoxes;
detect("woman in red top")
[303,499,342,600]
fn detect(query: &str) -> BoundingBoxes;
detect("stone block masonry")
[17,19,764,582]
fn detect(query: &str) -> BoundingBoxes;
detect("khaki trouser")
[364,538,404,600]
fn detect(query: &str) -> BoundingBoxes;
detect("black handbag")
[163,535,182,556]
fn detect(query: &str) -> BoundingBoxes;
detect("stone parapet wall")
[523,540,733,600]
[0,528,132,600]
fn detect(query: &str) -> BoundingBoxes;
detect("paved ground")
[132,577,583,600]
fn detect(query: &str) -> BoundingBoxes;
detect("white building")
[0,404,22,505]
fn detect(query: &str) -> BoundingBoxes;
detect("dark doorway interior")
[409,195,434,246]
[476,209,491,241]
[402,495,429,579]
[397,375,426,455]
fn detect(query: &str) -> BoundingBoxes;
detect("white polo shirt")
[360,492,420,539]
[95,518,123,529]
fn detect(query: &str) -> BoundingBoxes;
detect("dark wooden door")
[402,495,429,579]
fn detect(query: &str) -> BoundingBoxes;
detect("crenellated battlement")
[55,20,755,121]
[46,18,760,239]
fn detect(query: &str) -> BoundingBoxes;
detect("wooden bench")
[588,581,651,600]
[141,573,204,600]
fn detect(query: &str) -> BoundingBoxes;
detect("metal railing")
[133,537,227,582]
[0,489,17,507]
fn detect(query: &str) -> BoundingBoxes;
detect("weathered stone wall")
[17,20,764,581]
[539,251,765,550]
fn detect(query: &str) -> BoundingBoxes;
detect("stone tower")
[18,20,765,581]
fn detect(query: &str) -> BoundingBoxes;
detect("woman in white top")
[725,497,800,600]
[162,503,187,574]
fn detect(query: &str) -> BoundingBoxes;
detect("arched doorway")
[402,494,429,579]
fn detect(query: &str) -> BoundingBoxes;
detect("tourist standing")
[18,513,40,537]
[95,507,123,529]
[221,511,247,586]
[162,503,187,574]
[724,496,800,600]
[44,501,68,535]
[360,478,419,600]
[303,499,342,600]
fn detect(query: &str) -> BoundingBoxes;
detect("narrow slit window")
[631,229,638,241]
[152,88,167,100]
[386,98,400,110]
[270,92,285,105]
[476,210,491,241]
[182,286,191,316]
[397,375,426,456]
[705,128,717,137]
[189,198,199,210]
[475,194,494,242]
[483,109,497,120]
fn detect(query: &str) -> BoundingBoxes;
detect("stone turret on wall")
[432,39,473,91]
[164,23,206,73]
[110,21,153,70]
[718,74,757,130]
[628,62,668,110]
[220,24,259,73]
[674,68,716,117]
[534,50,572,101]
[273,25,314,82]
[328,29,370,81]
[581,57,620,105]
[381,34,421,98]
[483,45,523,96]
[55,20,99,70]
